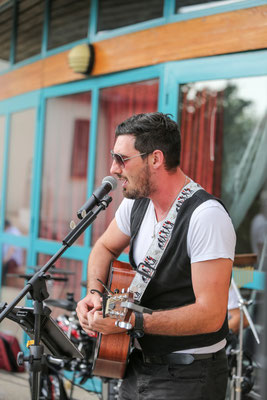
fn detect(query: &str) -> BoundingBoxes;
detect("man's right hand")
[76,292,102,336]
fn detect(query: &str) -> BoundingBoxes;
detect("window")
[70,119,90,179]
[5,108,35,235]
[178,75,267,253]
[97,0,164,32]
[0,116,5,208]
[48,0,91,50]
[39,92,91,244]
[1,244,26,289]
[0,4,12,70]
[0,245,27,341]
[15,0,44,62]
[37,254,83,319]
[175,0,244,14]
[92,79,159,244]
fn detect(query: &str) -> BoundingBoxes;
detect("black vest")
[129,189,229,356]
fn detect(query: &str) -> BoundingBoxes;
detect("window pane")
[15,0,44,62]
[39,92,91,244]
[37,254,83,319]
[48,0,91,50]
[176,0,244,14]
[0,246,27,342]
[178,76,267,253]
[92,79,159,244]
[5,108,35,235]
[0,4,12,71]
[97,0,164,32]
[0,116,5,207]
[1,244,26,289]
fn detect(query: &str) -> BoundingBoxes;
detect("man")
[76,112,236,399]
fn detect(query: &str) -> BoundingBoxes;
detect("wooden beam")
[234,253,258,266]
[92,5,267,75]
[0,5,266,101]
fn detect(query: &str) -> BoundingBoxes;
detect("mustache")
[115,174,125,180]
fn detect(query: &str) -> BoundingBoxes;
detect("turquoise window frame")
[25,64,163,299]
[0,0,266,74]
[0,64,163,297]
[161,49,267,120]
[161,50,267,226]
[161,49,267,292]
[168,0,267,23]
[1,50,267,289]
[0,90,42,288]
[0,49,267,392]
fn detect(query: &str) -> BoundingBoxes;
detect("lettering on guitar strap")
[158,220,174,250]
[130,181,201,302]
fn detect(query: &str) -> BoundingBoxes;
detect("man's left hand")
[87,310,126,335]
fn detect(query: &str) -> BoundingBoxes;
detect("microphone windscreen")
[102,176,117,191]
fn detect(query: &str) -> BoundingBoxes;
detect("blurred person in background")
[1,219,23,285]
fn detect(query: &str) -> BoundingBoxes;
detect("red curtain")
[180,88,224,197]
[92,80,159,244]
[70,119,90,179]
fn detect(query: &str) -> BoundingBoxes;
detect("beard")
[121,164,155,199]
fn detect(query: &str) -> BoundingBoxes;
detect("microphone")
[77,176,117,219]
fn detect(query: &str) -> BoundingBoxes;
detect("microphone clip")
[79,195,112,219]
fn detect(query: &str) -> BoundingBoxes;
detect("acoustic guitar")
[92,260,136,379]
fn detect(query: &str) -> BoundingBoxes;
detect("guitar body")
[92,260,135,379]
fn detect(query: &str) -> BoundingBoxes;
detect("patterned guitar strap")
[129,180,201,302]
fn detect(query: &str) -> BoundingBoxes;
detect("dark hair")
[115,112,181,170]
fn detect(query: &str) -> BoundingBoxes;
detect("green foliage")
[221,83,256,209]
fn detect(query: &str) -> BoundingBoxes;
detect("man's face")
[110,135,155,199]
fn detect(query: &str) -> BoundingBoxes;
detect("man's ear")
[150,150,164,169]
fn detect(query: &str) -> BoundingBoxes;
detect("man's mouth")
[117,175,128,188]
[121,178,128,188]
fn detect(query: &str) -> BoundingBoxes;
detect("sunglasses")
[110,150,148,168]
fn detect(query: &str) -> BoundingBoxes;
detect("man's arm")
[87,257,232,337]
[76,218,130,335]
[142,258,232,336]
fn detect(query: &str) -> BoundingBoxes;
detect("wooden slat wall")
[0,5,267,101]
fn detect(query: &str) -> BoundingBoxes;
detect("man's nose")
[110,159,122,175]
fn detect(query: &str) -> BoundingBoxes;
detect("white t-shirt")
[116,198,236,265]
[115,195,236,354]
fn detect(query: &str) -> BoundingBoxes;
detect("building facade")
[0,0,266,362]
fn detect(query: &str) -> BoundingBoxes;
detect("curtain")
[180,88,224,197]
[70,119,90,179]
[92,80,159,244]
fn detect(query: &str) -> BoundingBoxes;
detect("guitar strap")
[129,180,201,302]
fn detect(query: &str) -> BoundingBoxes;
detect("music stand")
[0,302,83,359]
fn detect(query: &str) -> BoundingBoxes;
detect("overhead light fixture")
[68,43,95,75]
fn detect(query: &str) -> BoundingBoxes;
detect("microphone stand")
[230,279,260,400]
[0,196,112,400]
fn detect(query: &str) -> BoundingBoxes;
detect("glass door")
[165,52,267,255]
[0,93,39,342]
[164,54,267,395]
